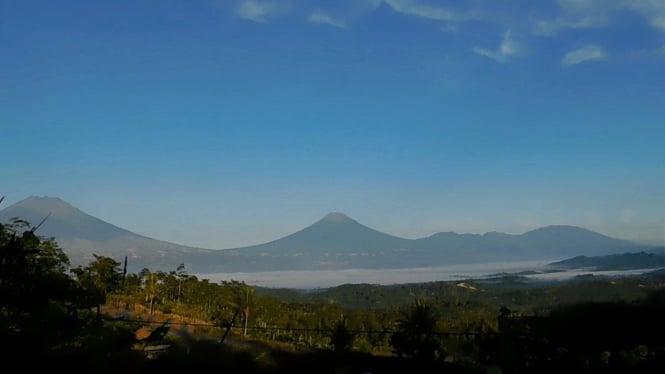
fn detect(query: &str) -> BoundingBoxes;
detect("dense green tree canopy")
[1,218,73,318]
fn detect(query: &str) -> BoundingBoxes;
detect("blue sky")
[1,0,664,248]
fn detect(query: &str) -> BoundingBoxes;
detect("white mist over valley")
[196,261,663,289]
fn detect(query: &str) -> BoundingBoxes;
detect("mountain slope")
[412,225,645,261]
[229,212,411,254]
[0,196,138,241]
[548,252,665,271]
[0,196,212,270]
[202,218,655,272]
[1,196,657,273]
[199,212,415,272]
[521,225,638,254]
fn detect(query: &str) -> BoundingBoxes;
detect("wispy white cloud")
[472,30,519,63]
[622,0,665,31]
[235,0,286,23]
[655,17,665,30]
[561,45,606,67]
[535,14,609,36]
[383,0,470,22]
[535,0,613,35]
[308,11,347,29]
[537,0,665,35]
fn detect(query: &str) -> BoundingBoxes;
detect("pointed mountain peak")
[320,212,355,224]
[0,196,137,242]
[524,225,600,236]
[14,196,77,214]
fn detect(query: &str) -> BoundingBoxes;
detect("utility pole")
[219,308,240,344]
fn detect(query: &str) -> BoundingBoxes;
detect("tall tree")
[176,263,186,303]
[71,254,122,317]
[143,270,162,315]
[0,217,79,358]
[1,218,72,312]
[225,281,256,337]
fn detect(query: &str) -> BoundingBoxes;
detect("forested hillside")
[3,215,665,372]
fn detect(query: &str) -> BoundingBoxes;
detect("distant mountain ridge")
[225,212,412,254]
[2,196,138,241]
[0,196,213,270]
[0,196,659,273]
[548,252,665,271]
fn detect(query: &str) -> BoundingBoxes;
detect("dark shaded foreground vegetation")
[2,215,665,373]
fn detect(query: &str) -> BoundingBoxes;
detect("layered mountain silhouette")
[548,252,665,271]
[0,196,658,273]
[225,212,412,254]
[0,196,213,270]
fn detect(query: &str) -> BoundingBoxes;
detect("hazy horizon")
[193,261,663,289]
[2,1,664,248]
[1,195,662,250]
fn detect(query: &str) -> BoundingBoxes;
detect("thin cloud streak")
[472,30,519,63]
[535,0,614,35]
[561,45,606,67]
[535,15,609,36]
[308,11,347,29]
[536,0,665,35]
[383,0,471,22]
[235,0,285,23]
[622,0,665,31]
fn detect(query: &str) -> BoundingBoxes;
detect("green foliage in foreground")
[2,214,665,372]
